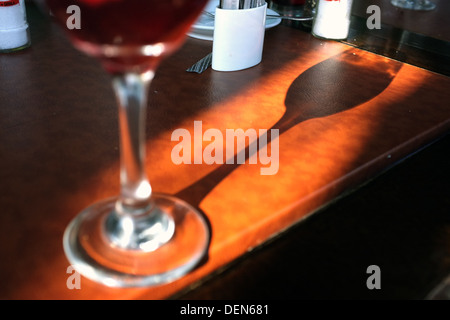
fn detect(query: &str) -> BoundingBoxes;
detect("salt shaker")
[0,0,31,52]
[312,0,353,40]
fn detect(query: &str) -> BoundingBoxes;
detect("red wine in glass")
[47,0,208,72]
[45,0,210,287]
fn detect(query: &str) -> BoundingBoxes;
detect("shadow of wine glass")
[176,49,403,207]
[174,50,403,266]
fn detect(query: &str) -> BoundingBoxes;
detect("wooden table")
[0,2,449,300]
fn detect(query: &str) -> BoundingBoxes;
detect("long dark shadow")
[175,49,403,208]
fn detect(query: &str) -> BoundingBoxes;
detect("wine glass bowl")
[47,0,209,73]
[45,0,210,287]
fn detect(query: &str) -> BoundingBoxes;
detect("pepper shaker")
[312,0,353,40]
[0,0,31,52]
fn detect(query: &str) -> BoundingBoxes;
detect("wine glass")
[45,0,210,287]
[391,0,436,10]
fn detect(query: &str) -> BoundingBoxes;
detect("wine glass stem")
[112,71,154,214]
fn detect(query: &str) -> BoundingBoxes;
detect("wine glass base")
[391,0,436,10]
[63,193,210,288]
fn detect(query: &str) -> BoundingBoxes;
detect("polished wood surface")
[178,134,450,299]
[0,4,449,299]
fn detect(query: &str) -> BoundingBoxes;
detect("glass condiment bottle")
[312,0,353,40]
